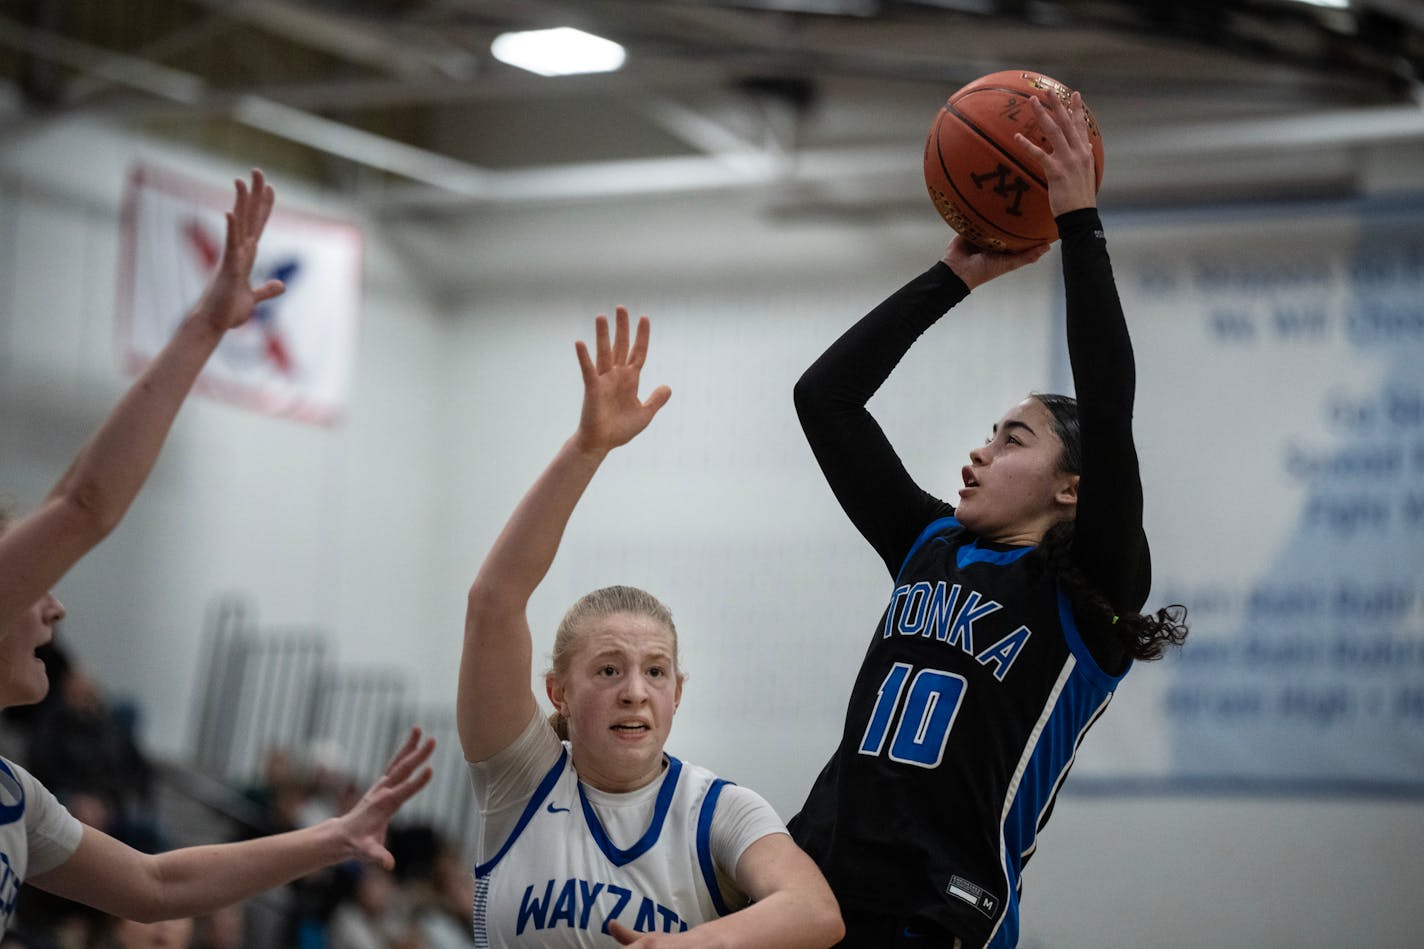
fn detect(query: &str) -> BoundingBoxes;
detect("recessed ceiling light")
[490,27,626,77]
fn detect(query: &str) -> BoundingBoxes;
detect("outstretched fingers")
[380,725,424,773]
[221,169,278,279]
[575,339,597,387]
[1015,90,1096,215]
[1016,99,1059,170]
[629,314,652,369]
[375,727,436,801]
[253,278,286,304]
[586,308,655,375]
[612,305,631,366]
[594,313,613,374]
[248,168,275,237]
[642,384,672,416]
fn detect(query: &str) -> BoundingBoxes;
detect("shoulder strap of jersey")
[473,747,567,878]
[695,779,734,916]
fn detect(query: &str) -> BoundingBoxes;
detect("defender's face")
[548,612,682,794]
[0,592,64,708]
[955,398,1078,545]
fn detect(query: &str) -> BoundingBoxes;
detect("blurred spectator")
[26,664,163,853]
[188,904,243,949]
[105,917,194,949]
[409,844,473,949]
[325,864,418,949]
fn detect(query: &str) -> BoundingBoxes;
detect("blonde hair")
[547,585,679,741]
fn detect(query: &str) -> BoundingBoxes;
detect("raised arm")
[457,308,671,763]
[0,170,285,626]
[795,240,1045,575]
[1018,93,1151,613]
[30,727,433,922]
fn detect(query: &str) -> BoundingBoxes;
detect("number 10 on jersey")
[858,662,967,769]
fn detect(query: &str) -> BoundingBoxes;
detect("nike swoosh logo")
[546,802,571,814]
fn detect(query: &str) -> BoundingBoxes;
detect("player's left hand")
[942,234,1050,290]
[1014,91,1097,217]
[193,168,287,334]
[333,727,435,869]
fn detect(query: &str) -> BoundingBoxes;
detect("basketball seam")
[933,108,1046,248]
[943,98,1049,192]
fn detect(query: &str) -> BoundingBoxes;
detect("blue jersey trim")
[1064,775,1424,798]
[987,901,1020,949]
[1057,587,1130,691]
[997,668,1115,949]
[895,517,959,583]
[695,779,734,916]
[0,759,27,826]
[473,747,567,878]
[956,541,1034,570]
[578,754,684,868]
[894,515,1040,580]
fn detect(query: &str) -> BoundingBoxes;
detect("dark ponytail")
[1030,394,1188,661]
[1036,521,1188,661]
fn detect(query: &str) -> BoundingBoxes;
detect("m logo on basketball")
[969,163,1029,217]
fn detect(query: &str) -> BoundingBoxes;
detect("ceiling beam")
[188,0,476,79]
[372,100,1424,213]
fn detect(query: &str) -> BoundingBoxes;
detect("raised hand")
[193,168,287,334]
[1015,91,1098,217]
[333,727,436,870]
[941,234,1051,290]
[573,306,672,456]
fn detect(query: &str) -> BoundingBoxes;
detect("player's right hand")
[573,306,672,456]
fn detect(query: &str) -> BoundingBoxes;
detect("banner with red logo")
[117,164,363,425]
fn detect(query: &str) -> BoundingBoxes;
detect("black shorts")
[836,908,964,949]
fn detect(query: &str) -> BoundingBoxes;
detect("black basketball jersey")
[790,208,1149,948]
[790,515,1127,948]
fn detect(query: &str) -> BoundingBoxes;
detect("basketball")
[924,70,1104,251]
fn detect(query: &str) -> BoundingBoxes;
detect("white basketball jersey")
[0,756,83,931]
[472,748,741,947]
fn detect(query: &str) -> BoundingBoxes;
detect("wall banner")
[117,163,364,425]
[1071,196,1424,795]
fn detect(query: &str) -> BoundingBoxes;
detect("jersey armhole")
[473,747,567,878]
[1058,588,1131,689]
[695,779,734,917]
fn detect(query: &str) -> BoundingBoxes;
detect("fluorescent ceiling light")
[1292,0,1349,8]
[490,27,626,77]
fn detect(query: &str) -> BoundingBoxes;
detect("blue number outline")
[857,663,968,770]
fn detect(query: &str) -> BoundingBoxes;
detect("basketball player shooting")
[786,91,1187,948]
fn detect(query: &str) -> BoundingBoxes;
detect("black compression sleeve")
[1059,208,1152,618]
[794,264,962,576]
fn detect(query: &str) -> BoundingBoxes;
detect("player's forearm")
[466,437,605,614]
[692,889,844,949]
[49,311,226,533]
[137,819,348,921]
[0,313,229,624]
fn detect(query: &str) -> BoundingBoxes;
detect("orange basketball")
[924,70,1104,251]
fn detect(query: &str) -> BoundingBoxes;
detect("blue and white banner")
[116,163,363,425]
[1072,197,1424,794]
